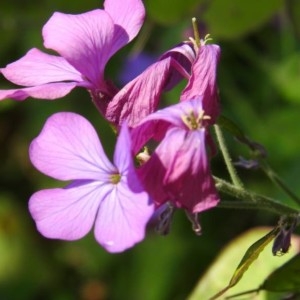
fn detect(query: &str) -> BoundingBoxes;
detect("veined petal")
[104,0,145,56]
[0,82,78,101]
[1,48,85,87]
[43,10,115,88]
[29,180,111,240]
[105,57,183,127]
[113,123,132,174]
[131,98,203,153]
[29,112,115,181]
[180,44,221,122]
[163,129,219,212]
[94,181,154,253]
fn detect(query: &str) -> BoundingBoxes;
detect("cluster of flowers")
[0,0,221,253]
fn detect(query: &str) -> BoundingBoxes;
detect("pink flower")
[105,41,221,128]
[0,0,145,102]
[29,112,154,253]
[131,98,219,214]
[180,43,221,123]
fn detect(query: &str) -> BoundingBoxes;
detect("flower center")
[110,173,121,184]
[181,109,210,130]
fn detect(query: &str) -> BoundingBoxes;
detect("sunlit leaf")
[203,0,284,39]
[188,227,300,300]
[261,253,300,292]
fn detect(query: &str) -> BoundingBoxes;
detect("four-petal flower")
[29,112,154,253]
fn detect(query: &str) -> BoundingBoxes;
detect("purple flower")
[131,98,219,213]
[28,112,154,253]
[0,0,145,102]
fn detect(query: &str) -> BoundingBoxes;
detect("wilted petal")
[43,10,115,88]
[105,56,188,127]
[180,44,221,122]
[94,180,154,253]
[0,82,78,101]
[29,180,109,240]
[30,112,115,181]
[104,0,145,55]
[1,48,85,87]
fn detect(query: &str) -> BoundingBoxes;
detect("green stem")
[214,124,243,188]
[215,177,299,215]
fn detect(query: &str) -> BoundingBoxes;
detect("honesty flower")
[0,0,145,102]
[29,112,154,253]
[180,42,221,123]
[131,98,219,214]
[105,40,221,128]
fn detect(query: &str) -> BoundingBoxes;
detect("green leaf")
[209,227,280,299]
[203,0,284,39]
[261,253,300,292]
[188,227,300,300]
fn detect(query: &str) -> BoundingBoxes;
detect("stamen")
[110,173,121,184]
[181,109,211,130]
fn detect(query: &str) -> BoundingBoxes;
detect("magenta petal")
[43,10,115,88]
[29,112,115,181]
[106,57,179,127]
[131,98,203,153]
[180,44,221,122]
[104,0,145,55]
[94,181,154,253]
[1,48,84,87]
[0,82,78,101]
[29,181,107,240]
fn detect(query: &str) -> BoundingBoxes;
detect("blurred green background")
[1,0,300,299]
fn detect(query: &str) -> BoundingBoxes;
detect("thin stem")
[260,160,300,206]
[214,177,299,215]
[214,124,244,188]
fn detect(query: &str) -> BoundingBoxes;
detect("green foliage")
[203,0,284,39]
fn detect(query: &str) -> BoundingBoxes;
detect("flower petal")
[1,48,85,87]
[0,82,78,101]
[43,10,115,88]
[29,112,115,181]
[180,44,221,122]
[104,0,145,55]
[29,180,109,240]
[131,98,203,153]
[105,57,181,127]
[94,180,154,253]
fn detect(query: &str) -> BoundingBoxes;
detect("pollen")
[110,173,121,184]
[182,109,210,130]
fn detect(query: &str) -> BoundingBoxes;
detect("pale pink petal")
[29,112,115,181]
[43,10,115,88]
[0,82,78,101]
[1,48,85,87]
[29,180,111,240]
[94,182,154,253]
[104,0,145,55]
